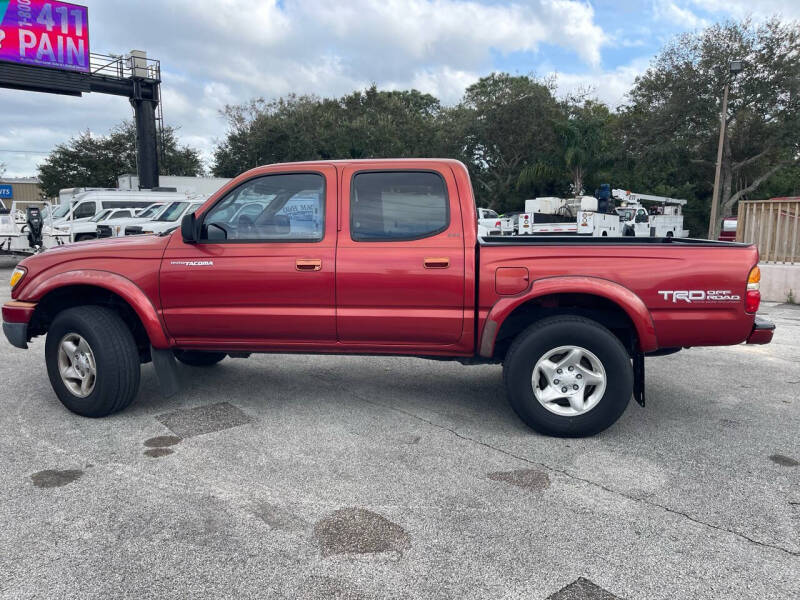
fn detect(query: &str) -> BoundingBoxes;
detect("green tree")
[212,87,445,178]
[558,98,614,196]
[621,18,800,238]
[38,121,204,198]
[518,95,615,199]
[452,73,564,213]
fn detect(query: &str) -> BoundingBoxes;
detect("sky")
[0,0,797,177]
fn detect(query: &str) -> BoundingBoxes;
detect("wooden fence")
[736,198,800,264]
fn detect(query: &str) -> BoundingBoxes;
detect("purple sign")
[0,1,90,73]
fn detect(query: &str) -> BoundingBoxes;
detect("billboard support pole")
[131,86,160,189]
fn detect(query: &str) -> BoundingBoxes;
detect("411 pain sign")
[0,1,90,73]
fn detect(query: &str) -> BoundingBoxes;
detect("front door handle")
[424,257,450,269]
[296,259,322,271]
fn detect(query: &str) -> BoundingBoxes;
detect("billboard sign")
[0,1,89,73]
[0,184,12,199]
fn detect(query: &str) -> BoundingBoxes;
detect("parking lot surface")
[0,260,797,599]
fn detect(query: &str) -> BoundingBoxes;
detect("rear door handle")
[424,257,449,269]
[296,259,322,271]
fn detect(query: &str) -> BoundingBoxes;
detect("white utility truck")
[514,197,613,236]
[610,189,689,238]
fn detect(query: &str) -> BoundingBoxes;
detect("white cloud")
[548,57,652,108]
[687,0,800,19]
[652,1,709,28]
[407,67,482,103]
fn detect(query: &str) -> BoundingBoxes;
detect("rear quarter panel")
[479,243,759,349]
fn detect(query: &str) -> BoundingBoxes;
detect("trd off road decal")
[658,290,741,303]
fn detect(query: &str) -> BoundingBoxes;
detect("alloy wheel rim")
[531,345,606,416]
[57,333,97,398]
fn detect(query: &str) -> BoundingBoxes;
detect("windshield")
[138,205,162,218]
[616,208,635,222]
[52,204,72,218]
[155,201,189,222]
[90,209,114,222]
[482,209,499,219]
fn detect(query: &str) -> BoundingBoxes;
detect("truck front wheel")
[503,316,633,437]
[45,306,141,417]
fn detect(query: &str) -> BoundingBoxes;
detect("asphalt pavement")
[0,259,797,599]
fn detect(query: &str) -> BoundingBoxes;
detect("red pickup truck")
[2,159,774,437]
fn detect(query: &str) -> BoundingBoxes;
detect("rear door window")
[350,171,449,241]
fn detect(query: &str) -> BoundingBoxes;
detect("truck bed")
[477,238,760,350]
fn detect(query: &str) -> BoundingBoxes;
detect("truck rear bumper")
[2,301,36,349]
[746,315,775,345]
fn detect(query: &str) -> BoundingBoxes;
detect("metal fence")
[89,52,161,82]
[736,198,800,264]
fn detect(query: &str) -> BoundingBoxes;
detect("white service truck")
[611,189,689,238]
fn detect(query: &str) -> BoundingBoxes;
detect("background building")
[0,177,44,211]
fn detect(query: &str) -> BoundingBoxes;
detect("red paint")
[495,267,529,296]
[2,302,35,323]
[5,159,769,357]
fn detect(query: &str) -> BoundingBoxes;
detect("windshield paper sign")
[0,1,89,72]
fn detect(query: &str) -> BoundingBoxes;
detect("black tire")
[174,350,226,367]
[45,306,140,417]
[503,315,633,437]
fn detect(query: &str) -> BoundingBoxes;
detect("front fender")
[479,275,659,357]
[23,270,172,348]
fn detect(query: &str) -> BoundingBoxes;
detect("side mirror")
[181,213,198,243]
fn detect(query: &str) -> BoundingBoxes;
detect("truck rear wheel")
[503,316,633,437]
[174,350,226,367]
[45,306,140,417]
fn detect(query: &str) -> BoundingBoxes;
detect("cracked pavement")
[0,260,797,599]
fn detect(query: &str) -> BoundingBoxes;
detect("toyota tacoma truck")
[2,159,775,437]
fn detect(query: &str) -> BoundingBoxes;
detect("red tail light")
[745,290,760,313]
[745,266,760,313]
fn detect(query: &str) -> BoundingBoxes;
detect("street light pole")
[708,82,729,239]
[708,60,743,240]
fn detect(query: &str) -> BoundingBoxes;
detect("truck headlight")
[10,267,26,289]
